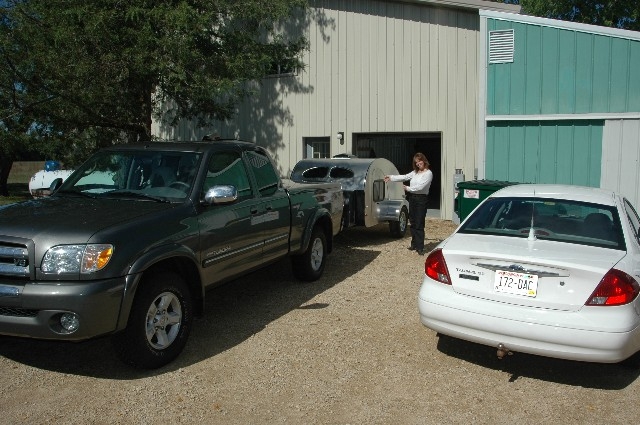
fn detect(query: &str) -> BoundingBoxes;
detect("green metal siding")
[487,19,640,115]
[575,33,594,113]
[485,121,603,186]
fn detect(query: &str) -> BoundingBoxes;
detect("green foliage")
[516,1,640,31]
[0,0,308,169]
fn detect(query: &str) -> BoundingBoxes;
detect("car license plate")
[494,270,538,297]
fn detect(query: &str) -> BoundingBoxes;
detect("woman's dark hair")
[412,153,430,172]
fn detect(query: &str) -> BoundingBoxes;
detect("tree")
[503,1,640,31]
[0,0,308,195]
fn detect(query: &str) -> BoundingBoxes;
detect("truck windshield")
[58,150,202,201]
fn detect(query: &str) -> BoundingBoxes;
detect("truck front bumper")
[0,277,126,341]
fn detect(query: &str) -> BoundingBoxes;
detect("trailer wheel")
[112,271,193,369]
[389,206,409,238]
[292,227,327,281]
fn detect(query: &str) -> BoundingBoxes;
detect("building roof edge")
[400,0,521,14]
[480,9,640,41]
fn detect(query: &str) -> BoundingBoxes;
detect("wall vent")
[488,29,514,64]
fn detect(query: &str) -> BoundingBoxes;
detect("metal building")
[479,11,640,208]
[152,0,520,220]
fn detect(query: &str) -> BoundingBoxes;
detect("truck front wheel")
[112,271,193,369]
[292,227,327,282]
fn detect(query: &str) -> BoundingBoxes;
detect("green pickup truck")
[0,140,343,368]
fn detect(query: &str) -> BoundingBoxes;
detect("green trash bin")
[456,180,518,222]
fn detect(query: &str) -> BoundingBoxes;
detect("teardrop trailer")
[290,157,410,237]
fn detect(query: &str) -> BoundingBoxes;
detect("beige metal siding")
[153,0,480,219]
[601,119,640,208]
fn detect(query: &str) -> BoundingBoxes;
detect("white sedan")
[29,169,73,197]
[418,184,640,364]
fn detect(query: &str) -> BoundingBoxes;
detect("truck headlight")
[41,244,114,274]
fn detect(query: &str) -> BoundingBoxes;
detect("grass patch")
[1,183,32,206]
[1,161,41,205]
[8,161,44,184]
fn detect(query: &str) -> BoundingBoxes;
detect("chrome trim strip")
[475,262,562,278]
[0,285,20,297]
[265,233,289,245]
[0,246,28,259]
[202,242,264,267]
[0,264,29,277]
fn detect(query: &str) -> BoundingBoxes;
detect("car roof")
[100,140,259,154]
[491,184,619,206]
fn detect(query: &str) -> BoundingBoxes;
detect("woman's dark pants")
[409,194,428,251]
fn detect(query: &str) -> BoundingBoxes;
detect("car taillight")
[424,249,452,285]
[586,269,640,306]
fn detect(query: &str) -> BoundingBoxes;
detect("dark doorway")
[352,132,442,211]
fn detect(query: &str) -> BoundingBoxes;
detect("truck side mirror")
[203,185,238,205]
[49,177,63,195]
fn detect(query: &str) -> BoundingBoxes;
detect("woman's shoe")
[407,246,416,251]
[417,249,425,255]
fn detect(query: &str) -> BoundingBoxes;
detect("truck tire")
[112,271,193,369]
[389,206,409,238]
[291,227,327,282]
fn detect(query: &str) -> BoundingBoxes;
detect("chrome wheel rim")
[145,291,182,350]
[400,211,408,232]
[310,237,324,271]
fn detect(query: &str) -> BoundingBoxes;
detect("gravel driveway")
[2,218,640,424]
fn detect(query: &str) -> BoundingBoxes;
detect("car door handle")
[250,207,259,215]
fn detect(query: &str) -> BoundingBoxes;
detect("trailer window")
[329,167,354,179]
[373,179,385,202]
[301,167,329,179]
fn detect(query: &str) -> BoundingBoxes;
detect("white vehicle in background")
[418,184,640,365]
[29,160,73,197]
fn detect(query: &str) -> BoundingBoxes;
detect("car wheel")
[112,271,192,369]
[292,227,327,282]
[389,206,409,238]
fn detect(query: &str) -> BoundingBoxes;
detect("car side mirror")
[49,177,63,195]
[202,185,238,205]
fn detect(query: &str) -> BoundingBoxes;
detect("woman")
[384,153,433,255]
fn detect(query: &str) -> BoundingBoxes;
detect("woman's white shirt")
[387,169,433,195]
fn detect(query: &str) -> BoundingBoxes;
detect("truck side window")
[203,151,253,201]
[246,150,279,197]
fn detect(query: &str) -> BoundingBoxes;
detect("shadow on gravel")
[435,334,640,389]
[334,224,411,248]
[0,226,393,378]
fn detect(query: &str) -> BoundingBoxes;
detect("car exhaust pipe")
[497,343,513,360]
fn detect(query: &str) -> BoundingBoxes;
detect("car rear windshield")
[459,197,625,250]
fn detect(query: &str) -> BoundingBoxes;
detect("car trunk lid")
[440,234,626,312]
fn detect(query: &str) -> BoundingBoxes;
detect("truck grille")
[0,245,30,278]
[0,306,38,317]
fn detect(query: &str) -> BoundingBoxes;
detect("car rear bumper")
[418,278,640,363]
[0,277,126,341]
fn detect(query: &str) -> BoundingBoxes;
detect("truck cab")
[0,140,343,369]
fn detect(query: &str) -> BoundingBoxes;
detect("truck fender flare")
[297,208,334,255]
[115,244,204,331]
